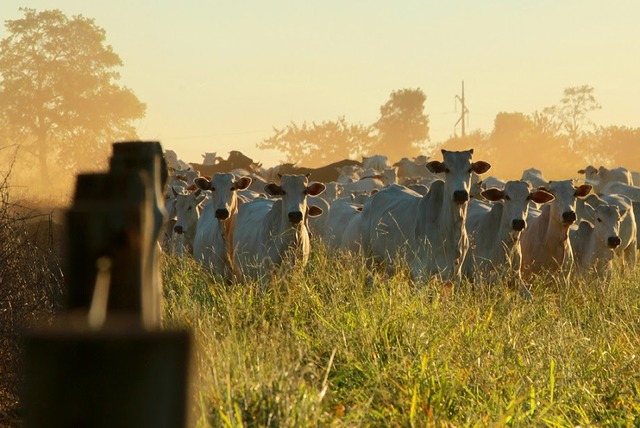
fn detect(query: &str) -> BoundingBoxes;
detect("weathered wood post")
[22,141,191,428]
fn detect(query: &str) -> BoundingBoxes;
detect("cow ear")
[235,176,252,191]
[265,183,284,196]
[480,188,504,202]
[427,161,447,174]
[574,184,592,198]
[306,182,326,196]
[308,205,323,217]
[529,189,555,204]
[577,169,586,174]
[619,208,629,221]
[356,206,363,212]
[471,161,491,175]
[187,184,198,192]
[194,177,211,190]
[440,149,447,156]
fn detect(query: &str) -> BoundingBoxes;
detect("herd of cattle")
[162,149,640,297]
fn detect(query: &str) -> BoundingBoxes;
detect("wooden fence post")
[23,141,191,428]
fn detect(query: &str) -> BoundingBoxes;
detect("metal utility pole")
[455,80,469,137]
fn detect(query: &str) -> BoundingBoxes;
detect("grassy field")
[162,245,640,427]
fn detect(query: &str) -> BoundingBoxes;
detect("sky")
[2,1,640,168]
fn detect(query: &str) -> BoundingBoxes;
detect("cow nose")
[512,219,526,231]
[608,236,621,248]
[562,211,576,224]
[288,211,303,224]
[452,190,469,204]
[215,208,230,220]
[174,225,183,235]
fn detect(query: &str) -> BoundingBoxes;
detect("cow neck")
[218,196,239,247]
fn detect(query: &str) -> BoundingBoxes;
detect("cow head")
[593,204,623,250]
[481,180,555,234]
[173,188,206,235]
[265,174,326,225]
[195,173,252,221]
[544,180,592,227]
[427,149,491,205]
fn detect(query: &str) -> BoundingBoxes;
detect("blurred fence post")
[22,141,191,428]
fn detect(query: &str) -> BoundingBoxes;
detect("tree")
[257,116,375,167]
[0,8,146,181]
[371,88,430,159]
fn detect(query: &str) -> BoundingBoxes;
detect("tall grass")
[163,244,640,427]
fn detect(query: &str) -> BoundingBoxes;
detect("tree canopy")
[371,88,430,159]
[0,8,146,181]
[257,117,375,167]
[258,88,430,166]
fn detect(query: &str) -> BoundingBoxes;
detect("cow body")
[520,180,592,280]
[571,204,623,276]
[464,181,554,295]
[193,173,252,280]
[362,149,491,285]
[233,175,325,282]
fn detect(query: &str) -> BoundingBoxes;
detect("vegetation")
[163,245,640,427]
[0,156,64,427]
[258,88,429,167]
[0,8,145,189]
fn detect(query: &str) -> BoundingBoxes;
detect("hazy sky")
[2,1,639,167]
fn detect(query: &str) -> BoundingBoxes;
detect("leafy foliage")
[0,8,145,180]
[371,88,430,159]
[258,88,430,166]
[257,116,375,167]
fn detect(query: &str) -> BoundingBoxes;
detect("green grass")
[162,245,640,427]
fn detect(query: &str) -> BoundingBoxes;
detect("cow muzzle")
[215,208,230,220]
[174,225,184,235]
[562,211,577,225]
[288,211,303,224]
[452,190,469,205]
[607,236,621,249]
[512,219,526,232]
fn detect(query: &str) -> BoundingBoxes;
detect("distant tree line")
[261,85,640,179]
[258,88,430,167]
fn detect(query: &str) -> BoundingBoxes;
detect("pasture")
[162,244,640,427]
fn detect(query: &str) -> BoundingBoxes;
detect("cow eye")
[504,195,511,201]
[597,217,602,222]
[188,206,192,210]
[230,186,236,191]
[210,187,216,191]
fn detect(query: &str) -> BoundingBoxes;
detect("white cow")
[521,168,548,189]
[193,173,252,280]
[323,198,363,250]
[361,149,491,285]
[172,188,206,257]
[463,181,555,296]
[362,155,389,171]
[571,204,623,277]
[393,157,432,181]
[579,193,637,268]
[307,195,331,239]
[520,180,592,281]
[578,165,634,193]
[340,210,363,253]
[599,182,640,202]
[233,175,325,282]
